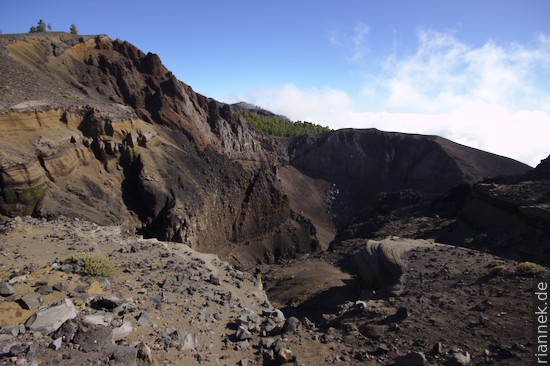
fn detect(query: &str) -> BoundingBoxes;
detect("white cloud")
[247,31,550,167]
[247,84,354,127]
[328,21,370,62]
[380,30,550,114]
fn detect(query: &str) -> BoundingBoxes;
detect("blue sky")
[2,0,550,166]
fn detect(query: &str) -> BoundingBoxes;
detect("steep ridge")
[0,33,313,265]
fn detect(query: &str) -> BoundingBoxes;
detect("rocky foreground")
[0,217,544,365]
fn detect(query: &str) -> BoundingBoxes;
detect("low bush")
[66,252,116,278]
[488,265,507,276]
[515,261,545,277]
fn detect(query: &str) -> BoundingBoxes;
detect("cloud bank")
[247,30,550,167]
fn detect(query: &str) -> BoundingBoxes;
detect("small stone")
[171,329,199,350]
[378,343,390,353]
[113,301,138,316]
[259,337,275,349]
[110,344,138,366]
[112,321,133,342]
[73,324,113,352]
[0,282,14,297]
[395,306,411,320]
[239,358,250,366]
[162,277,175,290]
[83,312,114,326]
[235,326,252,341]
[36,285,53,295]
[479,315,489,325]
[394,351,427,366]
[431,342,443,355]
[276,348,294,364]
[137,311,149,326]
[20,292,41,310]
[1,325,21,337]
[137,342,153,364]
[209,274,220,285]
[283,317,302,334]
[49,337,63,350]
[448,351,471,366]
[52,282,69,293]
[0,337,16,354]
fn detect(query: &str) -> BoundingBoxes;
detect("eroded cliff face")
[0,33,313,265]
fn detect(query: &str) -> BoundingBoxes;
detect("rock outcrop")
[0,33,312,265]
[353,238,433,291]
[456,156,550,264]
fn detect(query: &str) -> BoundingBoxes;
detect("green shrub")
[487,260,505,268]
[515,261,545,277]
[489,265,507,276]
[66,252,116,278]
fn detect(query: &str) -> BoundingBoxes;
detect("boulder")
[25,298,78,334]
[355,238,432,290]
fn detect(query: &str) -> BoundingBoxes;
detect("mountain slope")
[0,32,533,261]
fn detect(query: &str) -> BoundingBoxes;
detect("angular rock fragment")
[171,329,199,351]
[49,337,63,350]
[282,317,302,334]
[52,282,69,293]
[20,292,41,310]
[83,311,114,326]
[110,344,138,366]
[209,274,220,285]
[0,282,14,297]
[25,298,78,334]
[235,326,252,341]
[112,321,133,342]
[36,284,53,295]
[137,311,149,326]
[73,324,113,352]
[136,341,153,364]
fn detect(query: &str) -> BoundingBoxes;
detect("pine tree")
[70,24,78,35]
[37,19,46,32]
[29,19,47,33]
